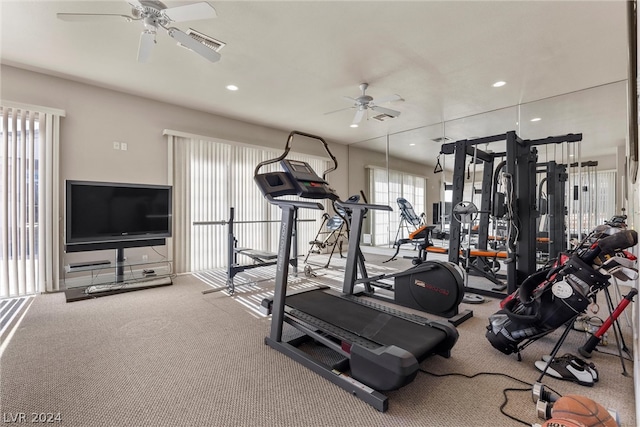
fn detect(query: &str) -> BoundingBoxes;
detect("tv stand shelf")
[63,256,173,302]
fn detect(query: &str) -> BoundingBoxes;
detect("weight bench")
[389,231,510,290]
[228,239,300,294]
[385,225,435,263]
[235,248,278,263]
[421,246,508,290]
[462,249,508,289]
[426,246,448,254]
[200,207,299,295]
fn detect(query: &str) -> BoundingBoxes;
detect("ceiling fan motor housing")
[132,1,169,27]
[357,95,374,105]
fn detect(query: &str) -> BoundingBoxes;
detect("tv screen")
[65,180,172,251]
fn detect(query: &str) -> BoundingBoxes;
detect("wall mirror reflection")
[347,80,628,299]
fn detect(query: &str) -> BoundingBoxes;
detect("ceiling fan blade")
[352,109,366,125]
[137,31,155,62]
[324,106,354,115]
[57,13,135,22]
[372,94,404,104]
[370,105,401,118]
[342,96,357,103]
[167,28,221,62]
[163,2,217,22]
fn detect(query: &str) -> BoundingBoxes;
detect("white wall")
[1,64,349,271]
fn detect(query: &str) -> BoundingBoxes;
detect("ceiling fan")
[57,0,223,63]
[327,83,404,127]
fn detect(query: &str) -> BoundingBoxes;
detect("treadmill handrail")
[254,130,338,180]
[265,195,324,210]
[336,200,392,212]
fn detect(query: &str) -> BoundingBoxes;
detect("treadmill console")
[280,159,338,200]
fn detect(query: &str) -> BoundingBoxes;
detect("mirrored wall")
[348,80,628,256]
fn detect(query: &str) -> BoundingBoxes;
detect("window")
[368,166,426,246]
[566,169,617,237]
[167,131,329,273]
[0,103,64,298]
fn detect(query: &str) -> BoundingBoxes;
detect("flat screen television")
[65,180,172,253]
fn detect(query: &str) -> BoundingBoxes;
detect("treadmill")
[256,131,459,412]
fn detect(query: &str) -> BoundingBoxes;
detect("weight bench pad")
[467,250,508,259]
[235,248,278,260]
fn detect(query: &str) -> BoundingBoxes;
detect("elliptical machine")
[344,201,471,324]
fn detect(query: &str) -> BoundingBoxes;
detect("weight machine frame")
[440,131,582,297]
[536,161,569,261]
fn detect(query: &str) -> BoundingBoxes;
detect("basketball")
[542,418,588,427]
[550,395,617,427]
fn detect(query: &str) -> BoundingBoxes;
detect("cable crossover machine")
[437,130,583,298]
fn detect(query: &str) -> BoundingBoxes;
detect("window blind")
[166,131,328,273]
[367,166,426,246]
[0,102,65,298]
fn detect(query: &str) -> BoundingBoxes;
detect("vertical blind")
[368,166,426,246]
[565,169,617,234]
[0,102,64,298]
[166,131,329,273]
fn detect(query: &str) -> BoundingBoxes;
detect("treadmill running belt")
[285,290,446,361]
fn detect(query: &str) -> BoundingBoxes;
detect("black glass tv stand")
[63,247,173,302]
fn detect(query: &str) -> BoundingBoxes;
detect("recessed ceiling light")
[492,81,506,88]
[530,117,541,122]
[409,143,416,146]
[226,84,239,91]
[350,124,358,128]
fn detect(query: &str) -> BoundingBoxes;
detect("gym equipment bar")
[441,131,583,296]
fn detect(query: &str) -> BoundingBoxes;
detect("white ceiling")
[0,0,631,165]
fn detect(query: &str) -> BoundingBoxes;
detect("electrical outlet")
[113,141,120,150]
[120,142,128,151]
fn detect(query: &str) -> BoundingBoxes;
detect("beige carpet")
[0,256,635,427]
